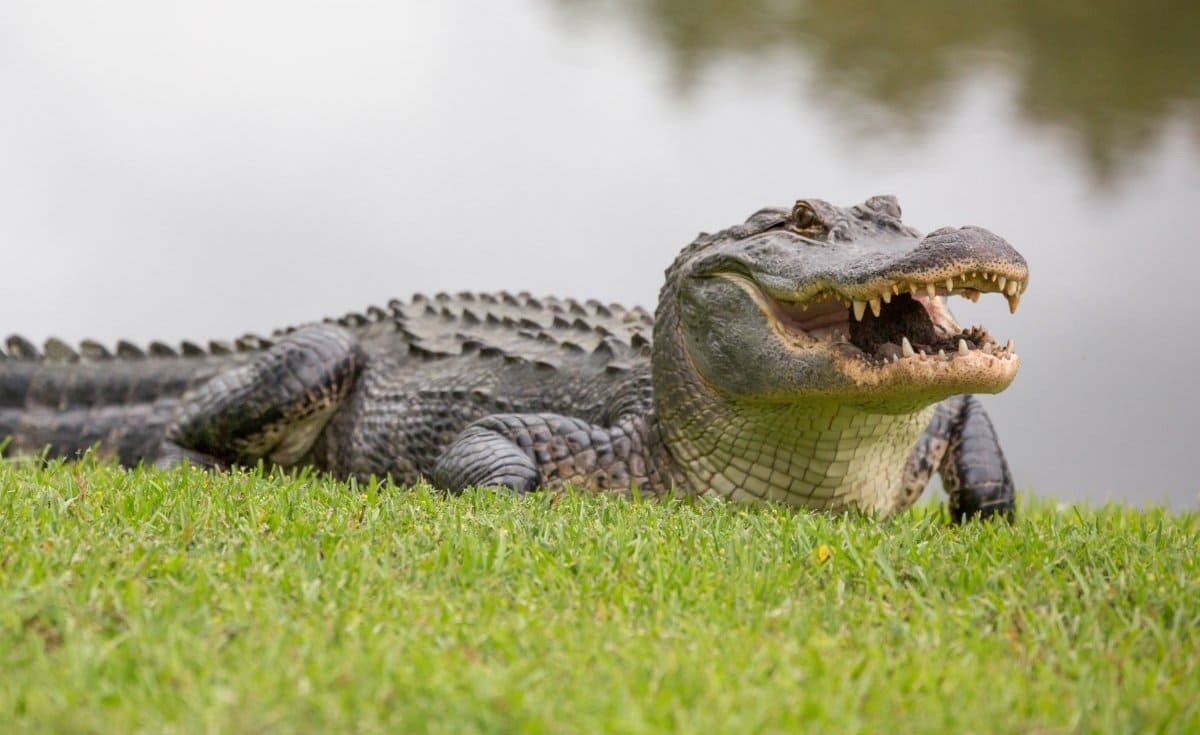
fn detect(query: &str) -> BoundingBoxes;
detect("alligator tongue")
[848,294,937,354]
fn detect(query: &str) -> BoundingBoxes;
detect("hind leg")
[159,324,362,469]
[154,443,225,470]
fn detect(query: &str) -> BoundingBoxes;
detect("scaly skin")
[0,196,1027,520]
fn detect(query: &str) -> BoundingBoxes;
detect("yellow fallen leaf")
[817,544,831,564]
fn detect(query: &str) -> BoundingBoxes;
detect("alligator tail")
[1,334,261,464]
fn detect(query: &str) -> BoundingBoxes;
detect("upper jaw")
[757,263,1029,319]
[719,238,1028,383]
[746,225,1029,313]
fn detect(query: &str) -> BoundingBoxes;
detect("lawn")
[1,459,1197,734]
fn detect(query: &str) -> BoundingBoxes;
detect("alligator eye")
[791,201,820,230]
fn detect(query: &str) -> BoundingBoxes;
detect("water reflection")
[554,0,1200,180]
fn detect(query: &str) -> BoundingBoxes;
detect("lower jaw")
[821,350,1019,412]
[834,334,1017,368]
[781,315,1017,387]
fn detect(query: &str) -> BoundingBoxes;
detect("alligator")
[0,196,1027,521]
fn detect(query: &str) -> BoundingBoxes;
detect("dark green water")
[1,1,1197,505]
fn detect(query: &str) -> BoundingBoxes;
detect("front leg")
[939,394,1015,522]
[895,394,1015,522]
[159,324,362,469]
[431,413,650,495]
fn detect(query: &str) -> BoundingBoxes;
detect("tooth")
[926,283,937,298]
[1006,280,1019,296]
[868,297,881,317]
[997,276,1007,291]
[842,299,851,308]
[938,348,947,360]
[1007,293,1021,313]
[892,284,900,295]
[909,284,918,296]
[881,290,892,304]
[901,337,914,358]
[1005,339,1015,352]
[945,278,954,292]
[852,301,867,321]
[958,339,969,356]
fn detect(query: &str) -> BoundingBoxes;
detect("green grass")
[1,459,1197,734]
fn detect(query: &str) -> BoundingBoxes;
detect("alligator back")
[315,293,658,477]
[1,292,658,468]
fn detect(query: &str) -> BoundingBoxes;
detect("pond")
[2,1,1197,506]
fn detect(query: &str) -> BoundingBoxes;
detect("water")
[2,1,1197,507]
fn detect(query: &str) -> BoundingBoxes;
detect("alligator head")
[655,195,1027,413]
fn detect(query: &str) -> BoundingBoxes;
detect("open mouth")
[744,270,1027,368]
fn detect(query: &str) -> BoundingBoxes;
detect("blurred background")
[1,1,1197,507]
